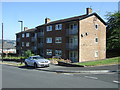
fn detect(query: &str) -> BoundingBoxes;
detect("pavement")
[0,60,120,74]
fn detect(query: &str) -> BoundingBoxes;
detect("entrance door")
[69,51,78,62]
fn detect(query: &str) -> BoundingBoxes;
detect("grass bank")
[76,57,120,66]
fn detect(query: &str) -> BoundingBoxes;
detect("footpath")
[0,60,120,73]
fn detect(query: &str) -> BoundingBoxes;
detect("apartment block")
[16,8,106,62]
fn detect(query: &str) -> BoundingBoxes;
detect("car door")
[29,57,35,66]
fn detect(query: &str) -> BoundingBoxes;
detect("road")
[2,64,119,88]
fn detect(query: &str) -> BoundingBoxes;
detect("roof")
[36,14,87,27]
[36,13,106,27]
[16,28,36,34]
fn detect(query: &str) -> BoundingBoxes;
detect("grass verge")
[76,57,120,66]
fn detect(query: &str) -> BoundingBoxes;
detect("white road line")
[63,73,73,76]
[113,80,120,84]
[85,76,98,80]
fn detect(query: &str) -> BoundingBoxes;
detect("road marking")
[113,80,120,84]
[85,76,98,80]
[63,73,73,76]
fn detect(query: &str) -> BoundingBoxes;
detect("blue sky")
[1,2,118,40]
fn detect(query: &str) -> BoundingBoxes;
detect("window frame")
[46,25,52,31]
[46,49,52,56]
[95,51,98,57]
[26,33,30,37]
[26,42,30,47]
[55,50,62,56]
[46,37,52,43]
[55,24,62,30]
[55,37,62,43]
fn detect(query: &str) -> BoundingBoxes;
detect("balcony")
[16,38,20,42]
[66,43,78,50]
[37,43,43,48]
[66,28,78,36]
[38,32,44,37]
[32,46,37,51]
[31,37,37,42]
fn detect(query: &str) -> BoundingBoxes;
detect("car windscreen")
[32,57,44,60]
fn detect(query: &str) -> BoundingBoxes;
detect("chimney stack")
[45,18,51,24]
[24,27,28,31]
[86,8,92,15]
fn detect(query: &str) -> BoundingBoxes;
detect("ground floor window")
[95,51,98,57]
[55,50,62,56]
[46,49,52,56]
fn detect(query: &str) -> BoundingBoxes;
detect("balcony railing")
[66,28,78,35]
[38,32,44,37]
[31,37,37,42]
[37,43,43,48]
[16,38,20,42]
[32,46,37,51]
[66,43,78,50]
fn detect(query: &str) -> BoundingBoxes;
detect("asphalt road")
[2,64,119,88]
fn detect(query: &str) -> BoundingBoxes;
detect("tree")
[106,12,120,51]
[24,50,34,58]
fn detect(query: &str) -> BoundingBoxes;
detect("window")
[26,42,29,47]
[55,37,62,43]
[22,42,24,47]
[95,37,98,43]
[46,37,52,43]
[95,51,98,57]
[46,49,52,56]
[26,33,30,37]
[70,23,77,30]
[55,50,62,56]
[22,34,24,38]
[46,25,52,31]
[95,24,99,30]
[55,24,62,30]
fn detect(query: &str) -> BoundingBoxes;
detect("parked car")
[24,56,50,68]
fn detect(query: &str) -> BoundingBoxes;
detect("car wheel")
[25,62,28,67]
[34,63,38,68]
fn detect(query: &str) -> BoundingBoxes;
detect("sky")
[1,2,119,40]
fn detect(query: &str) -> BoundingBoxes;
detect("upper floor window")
[55,50,62,56]
[70,23,77,30]
[95,24,99,30]
[22,33,24,38]
[55,24,62,30]
[26,42,30,47]
[22,42,24,47]
[46,25,52,31]
[46,37,52,43]
[95,37,98,43]
[26,33,30,37]
[46,49,52,56]
[55,37,62,43]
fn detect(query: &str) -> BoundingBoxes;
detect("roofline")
[79,13,107,25]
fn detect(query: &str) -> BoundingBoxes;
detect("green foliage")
[106,12,120,50]
[76,57,120,66]
[24,50,34,58]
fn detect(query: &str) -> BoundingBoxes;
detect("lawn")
[76,57,120,66]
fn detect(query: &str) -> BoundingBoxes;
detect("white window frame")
[95,51,98,57]
[46,49,52,56]
[26,42,29,47]
[55,37,62,43]
[22,33,24,38]
[55,24,62,30]
[46,37,52,43]
[46,25,52,31]
[26,33,30,37]
[95,37,98,43]
[55,50,62,56]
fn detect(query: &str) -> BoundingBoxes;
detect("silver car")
[24,56,50,68]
